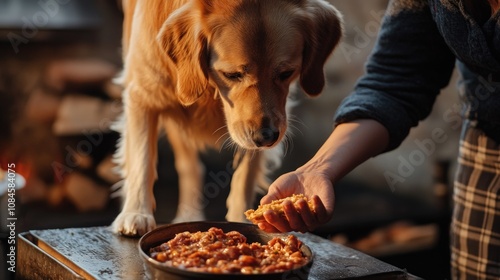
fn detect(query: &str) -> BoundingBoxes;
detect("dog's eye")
[279,70,294,81]
[222,71,243,81]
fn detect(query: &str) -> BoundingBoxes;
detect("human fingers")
[263,209,293,233]
[296,198,318,232]
[260,194,274,205]
[282,200,309,233]
[312,195,330,223]
[257,221,280,233]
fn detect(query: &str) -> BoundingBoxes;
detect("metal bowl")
[138,221,313,280]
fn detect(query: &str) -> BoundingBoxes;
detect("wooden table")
[17,226,421,279]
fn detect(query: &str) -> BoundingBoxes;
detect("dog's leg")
[226,142,284,222]
[226,151,263,222]
[164,119,206,223]
[112,90,158,236]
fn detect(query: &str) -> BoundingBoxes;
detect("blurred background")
[0,1,461,279]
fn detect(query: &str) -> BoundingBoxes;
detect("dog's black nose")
[253,127,279,147]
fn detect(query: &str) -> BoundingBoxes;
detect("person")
[257,0,500,279]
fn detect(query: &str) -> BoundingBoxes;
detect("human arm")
[258,119,389,233]
[258,0,457,233]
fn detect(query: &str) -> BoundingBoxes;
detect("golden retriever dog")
[111,0,342,236]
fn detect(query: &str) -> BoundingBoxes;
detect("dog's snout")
[253,127,279,147]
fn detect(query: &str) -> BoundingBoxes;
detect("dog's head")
[158,0,342,150]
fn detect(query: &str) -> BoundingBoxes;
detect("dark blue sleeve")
[334,1,456,151]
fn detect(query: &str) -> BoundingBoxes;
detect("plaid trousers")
[451,120,500,279]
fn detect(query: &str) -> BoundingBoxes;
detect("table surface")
[17,226,419,280]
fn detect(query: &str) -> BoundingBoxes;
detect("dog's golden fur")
[112,0,342,236]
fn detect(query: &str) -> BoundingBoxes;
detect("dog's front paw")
[111,212,156,237]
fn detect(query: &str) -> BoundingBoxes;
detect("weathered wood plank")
[19,226,412,279]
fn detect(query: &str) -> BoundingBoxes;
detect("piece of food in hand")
[245,194,314,224]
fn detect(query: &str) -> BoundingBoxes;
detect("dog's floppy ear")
[300,1,343,97]
[157,4,209,106]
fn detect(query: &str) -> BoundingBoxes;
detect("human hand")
[257,170,334,233]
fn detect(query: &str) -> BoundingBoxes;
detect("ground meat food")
[149,227,309,274]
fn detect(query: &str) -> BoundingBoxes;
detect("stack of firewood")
[3,59,123,212]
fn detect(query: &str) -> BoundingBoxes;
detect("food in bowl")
[149,227,309,274]
[244,194,315,224]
